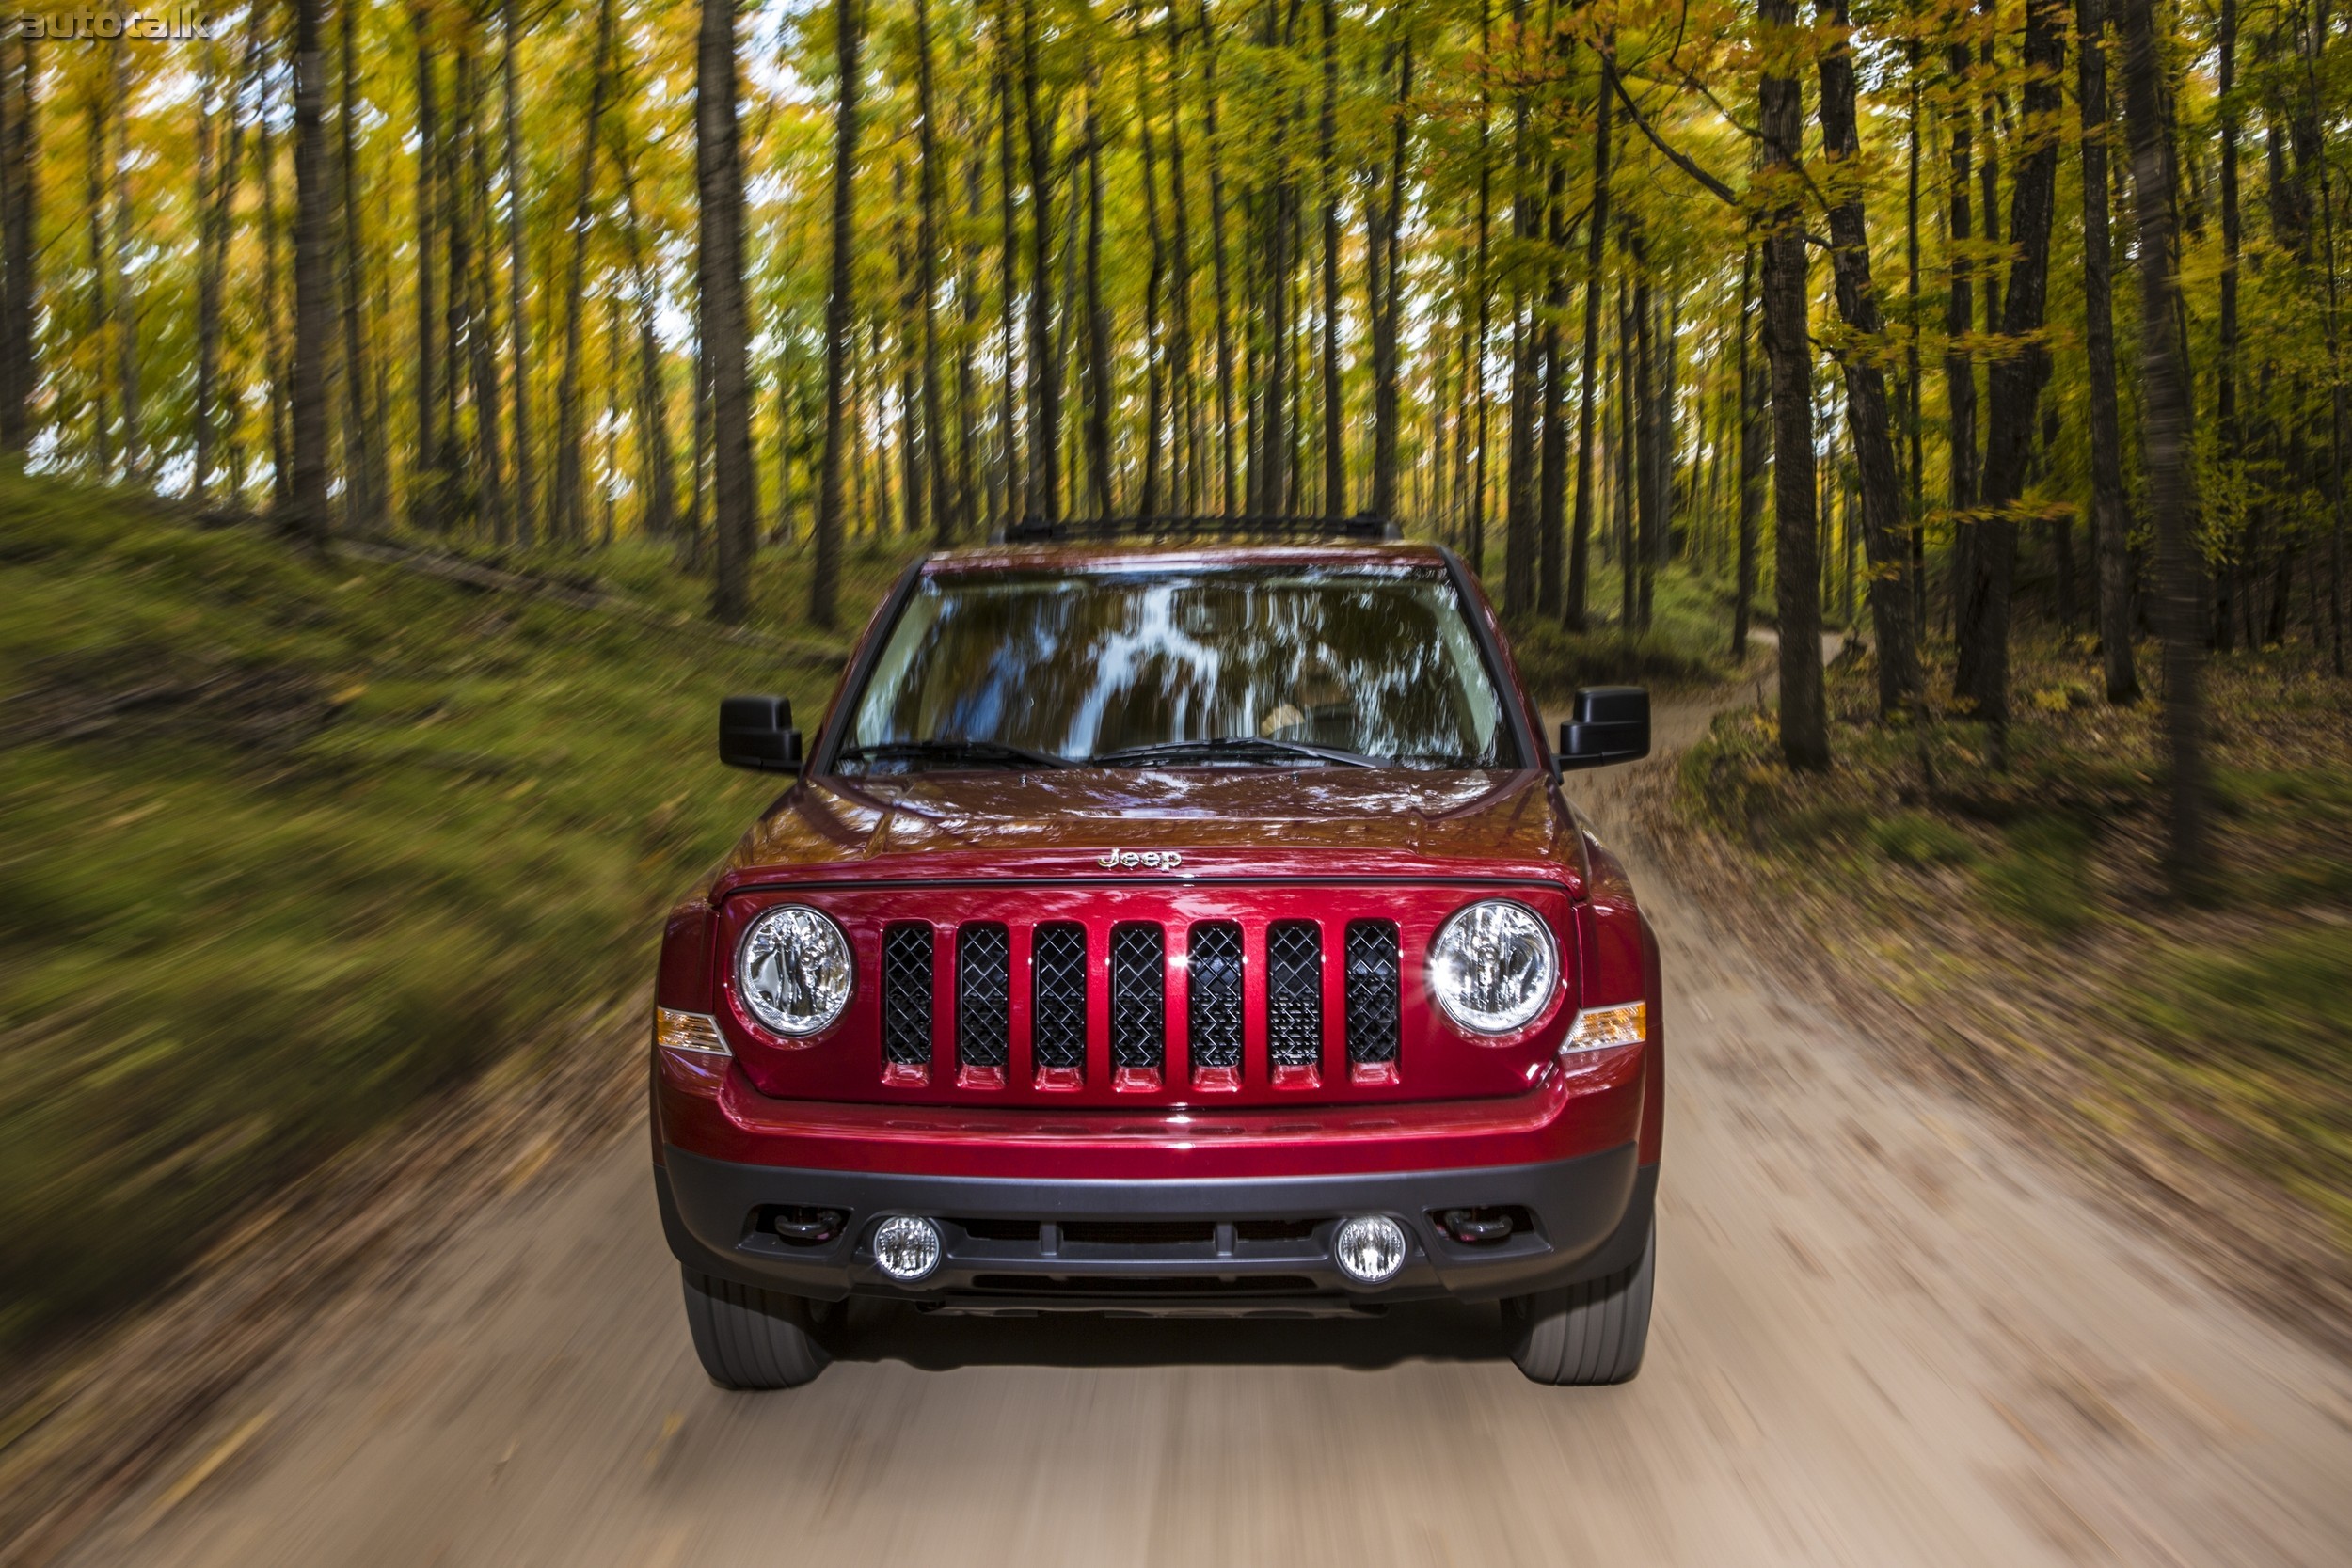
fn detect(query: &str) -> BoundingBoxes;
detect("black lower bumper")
[656,1144,1654,1312]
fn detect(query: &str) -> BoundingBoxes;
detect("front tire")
[1507,1226,1654,1386]
[680,1268,832,1390]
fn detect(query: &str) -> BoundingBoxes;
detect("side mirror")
[1558,686,1650,771]
[719,695,803,773]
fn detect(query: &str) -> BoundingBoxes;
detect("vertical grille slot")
[1030,922,1089,1078]
[956,923,1011,1080]
[1110,924,1166,1082]
[882,924,934,1079]
[1343,920,1401,1071]
[1186,921,1244,1076]
[1266,920,1323,1073]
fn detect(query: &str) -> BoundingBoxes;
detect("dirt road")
[57,698,2352,1567]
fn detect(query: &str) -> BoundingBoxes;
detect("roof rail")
[998,512,1401,544]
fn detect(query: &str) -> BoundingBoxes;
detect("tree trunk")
[612,133,675,541]
[701,0,755,620]
[1138,45,1169,518]
[502,0,535,545]
[109,46,140,483]
[810,0,865,625]
[1566,39,1612,628]
[1733,244,1765,659]
[195,17,262,502]
[1371,31,1413,526]
[1630,230,1658,630]
[2079,0,2139,700]
[913,0,951,540]
[550,0,615,546]
[85,79,110,476]
[1760,0,1826,769]
[465,53,508,546]
[1200,2,1238,514]
[1081,78,1115,515]
[993,17,1021,527]
[288,0,332,539]
[1317,0,1344,516]
[411,7,439,527]
[0,37,33,460]
[340,0,380,532]
[1941,34,1977,641]
[2116,0,2207,890]
[259,107,290,505]
[1019,0,1061,521]
[1500,0,1538,611]
[1163,5,1199,512]
[1961,0,2065,753]
[1816,0,1923,719]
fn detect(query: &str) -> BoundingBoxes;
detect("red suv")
[650,528,1660,1388]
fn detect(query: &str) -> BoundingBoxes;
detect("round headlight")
[736,904,852,1037]
[1428,899,1558,1035]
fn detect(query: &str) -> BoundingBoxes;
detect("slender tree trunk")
[1138,42,1169,518]
[502,0,535,545]
[196,18,262,503]
[810,0,865,625]
[464,54,508,544]
[1019,0,1061,521]
[702,0,755,620]
[1733,244,1764,658]
[1467,0,1494,570]
[611,134,675,542]
[1630,230,1658,630]
[2116,0,2206,889]
[109,47,140,483]
[340,0,379,531]
[259,108,291,504]
[1905,54,1925,624]
[1501,0,1538,610]
[85,80,109,476]
[1163,6,1199,513]
[1960,0,2065,753]
[0,37,34,460]
[550,0,615,546]
[1081,78,1114,515]
[411,8,439,527]
[1816,0,1923,718]
[993,19,1021,527]
[1371,31,1413,526]
[2078,0,2138,700]
[1317,0,1344,515]
[1200,2,1238,514]
[1760,0,1825,768]
[287,0,332,538]
[1566,39,1612,628]
[2216,0,2240,569]
[913,0,951,541]
[1942,34,1977,640]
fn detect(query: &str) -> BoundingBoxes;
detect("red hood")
[712,768,1585,895]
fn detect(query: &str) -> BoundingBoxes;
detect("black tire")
[1506,1226,1655,1386]
[680,1268,833,1390]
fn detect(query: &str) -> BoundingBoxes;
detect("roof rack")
[997,512,1401,544]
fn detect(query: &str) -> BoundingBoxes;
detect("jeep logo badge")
[1097,850,1182,870]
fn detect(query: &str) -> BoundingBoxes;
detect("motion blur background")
[1,0,2348,1561]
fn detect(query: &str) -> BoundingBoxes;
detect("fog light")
[1332,1214,1408,1284]
[871,1215,942,1282]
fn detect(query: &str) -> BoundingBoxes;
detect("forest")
[0,0,2344,875]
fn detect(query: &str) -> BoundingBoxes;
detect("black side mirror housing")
[1558,686,1650,771]
[719,695,803,773]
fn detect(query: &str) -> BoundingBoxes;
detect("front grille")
[882,925,934,1071]
[956,923,1011,1072]
[1187,922,1245,1072]
[1343,920,1401,1066]
[1266,921,1323,1069]
[1030,923,1088,1073]
[1110,924,1166,1073]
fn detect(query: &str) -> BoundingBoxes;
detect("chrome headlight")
[1428,899,1558,1035]
[736,905,852,1037]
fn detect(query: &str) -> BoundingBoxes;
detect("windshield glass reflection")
[839,566,1518,772]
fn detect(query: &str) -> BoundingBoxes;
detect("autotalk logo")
[8,7,208,38]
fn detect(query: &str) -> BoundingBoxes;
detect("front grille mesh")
[956,923,1011,1070]
[1030,923,1088,1071]
[1110,924,1166,1071]
[1186,922,1244,1071]
[1266,921,1323,1069]
[882,925,934,1069]
[1343,921,1401,1066]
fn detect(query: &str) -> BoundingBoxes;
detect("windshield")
[835,565,1520,772]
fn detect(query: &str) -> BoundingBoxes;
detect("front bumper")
[657,1142,1655,1312]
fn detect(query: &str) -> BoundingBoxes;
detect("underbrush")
[0,476,871,1354]
[1664,637,2352,1337]
[1501,562,1740,701]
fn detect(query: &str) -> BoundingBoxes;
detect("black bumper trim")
[656,1145,1653,1307]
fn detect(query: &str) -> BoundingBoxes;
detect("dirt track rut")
[57,697,2352,1567]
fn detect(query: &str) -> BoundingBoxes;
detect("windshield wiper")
[1088,736,1378,768]
[836,738,1072,770]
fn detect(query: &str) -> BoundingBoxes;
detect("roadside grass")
[1664,636,2352,1336]
[1500,561,1742,701]
[0,476,889,1355]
